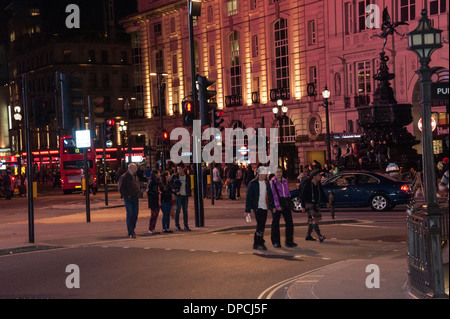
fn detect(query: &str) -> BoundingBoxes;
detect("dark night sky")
[0,0,138,39]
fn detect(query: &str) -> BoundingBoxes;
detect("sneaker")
[148,230,153,235]
[175,226,183,231]
[184,226,191,231]
[128,234,136,238]
[305,235,316,241]
[253,244,267,250]
[273,243,282,248]
[286,242,298,248]
[319,235,326,243]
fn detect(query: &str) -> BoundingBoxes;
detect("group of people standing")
[245,165,327,251]
[118,162,191,238]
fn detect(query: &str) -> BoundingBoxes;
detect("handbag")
[272,179,292,211]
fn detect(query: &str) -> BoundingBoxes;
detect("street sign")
[431,82,449,101]
[75,130,91,148]
[418,117,436,132]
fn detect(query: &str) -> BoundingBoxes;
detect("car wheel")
[370,194,389,211]
[290,196,303,213]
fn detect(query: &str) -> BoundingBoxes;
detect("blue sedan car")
[290,172,413,212]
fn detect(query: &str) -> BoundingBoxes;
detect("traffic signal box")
[105,119,115,142]
[61,73,83,130]
[198,76,217,127]
[182,99,194,127]
[32,98,51,128]
[213,108,224,132]
[161,130,170,144]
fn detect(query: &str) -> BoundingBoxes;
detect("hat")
[310,169,321,178]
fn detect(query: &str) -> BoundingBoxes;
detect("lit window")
[229,31,242,96]
[227,0,238,16]
[274,18,289,89]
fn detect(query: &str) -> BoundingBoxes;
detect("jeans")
[236,179,242,198]
[161,201,171,230]
[213,181,222,199]
[124,197,139,235]
[271,207,294,245]
[254,208,268,246]
[175,195,189,228]
[229,179,236,200]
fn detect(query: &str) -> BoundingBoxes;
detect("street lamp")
[119,120,127,168]
[406,9,445,298]
[273,99,288,170]
[322,86,332,167]
[14,106,22,175]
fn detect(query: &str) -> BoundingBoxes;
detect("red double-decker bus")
[60,136,97,194]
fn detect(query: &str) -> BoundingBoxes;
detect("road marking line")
[258,262,342,299]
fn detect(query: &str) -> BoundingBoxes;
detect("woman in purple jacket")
[269,166,297,248]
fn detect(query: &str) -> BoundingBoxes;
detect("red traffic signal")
[186,101,192,112]
[106,119,115,126]
[182,99,194,127]
[162,130,169,140]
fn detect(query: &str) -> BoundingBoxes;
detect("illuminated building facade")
[121,0,448,176]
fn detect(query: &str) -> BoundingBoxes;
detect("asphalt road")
[0,212,408,299]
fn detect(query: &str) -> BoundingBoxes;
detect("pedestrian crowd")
[245,164,330,250]
[118,162,193,238]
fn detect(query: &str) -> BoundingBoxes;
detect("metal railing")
[406,200,448,297]
[407,212,433,295]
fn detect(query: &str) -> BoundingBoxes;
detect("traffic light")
[61,73,83,130]
[213,108,224,132]
[182,99,194,127]
[198,76,217,126]
[32,98,51,128]
[105,119,115,142]
[161,129,170,145]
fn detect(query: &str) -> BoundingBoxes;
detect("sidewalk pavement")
[0,191,448,299]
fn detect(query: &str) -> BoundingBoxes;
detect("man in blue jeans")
[170,163,192,231]
[119,163,141,238]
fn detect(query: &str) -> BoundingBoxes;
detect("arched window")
[274,18,289,89]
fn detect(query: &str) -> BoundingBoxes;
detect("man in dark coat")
[245,167,275,250]
[119,163,141,238]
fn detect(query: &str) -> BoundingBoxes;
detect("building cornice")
[120,1,186,28]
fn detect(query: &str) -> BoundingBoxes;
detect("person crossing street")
[245,166,275,250]
[269,166,297,248]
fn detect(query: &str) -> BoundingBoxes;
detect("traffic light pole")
[188,3,204,227]
[101,122,109,206]
[157,73,166,172]
[22,75,34,243]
